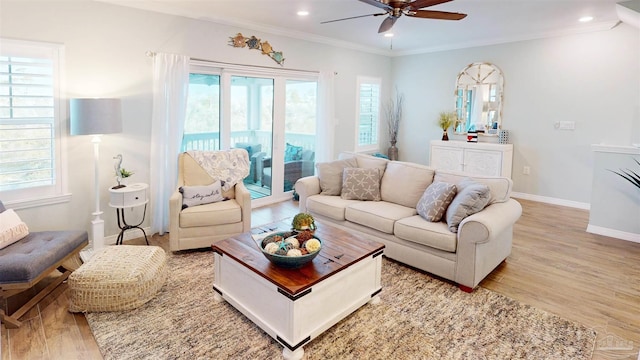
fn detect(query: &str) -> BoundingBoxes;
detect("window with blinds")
[0,39,65,205]
[356,77,381,151]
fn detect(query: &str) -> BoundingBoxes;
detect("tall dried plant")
[386,92,404,145]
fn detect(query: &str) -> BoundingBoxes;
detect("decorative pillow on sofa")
[445,178,491,233]
[0,209,29,250]
[316,157,358,195]
[341,167,382,201]
[416,181,457,222]
[179,180,226,209]
[284,143,303,162]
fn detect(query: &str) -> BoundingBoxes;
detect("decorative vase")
[442,130,449,141]
[388,143,398,161]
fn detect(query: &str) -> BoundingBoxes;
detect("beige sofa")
[295,153,522,291]
[169,152,252,252]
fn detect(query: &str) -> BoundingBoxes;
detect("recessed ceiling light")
[579,16,594,23]
[384,33,394,37]
[297,10,309,16]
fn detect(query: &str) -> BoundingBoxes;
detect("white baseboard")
[104,226,152,245]
[510,192,590,210]
[586,224,640,243]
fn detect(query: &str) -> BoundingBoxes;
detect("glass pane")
[230,76,273,200]
[284,80,317,193]
[182,73,220,151]
[358,82,379,146]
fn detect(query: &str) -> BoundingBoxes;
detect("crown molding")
[392,20,620,57]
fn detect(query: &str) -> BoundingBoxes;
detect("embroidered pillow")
[416,181,457,222]
[445,179,491,233]
[179,180,226,209]
[340,167,381,201]
[0,209,29,250]
[316,157,358,195]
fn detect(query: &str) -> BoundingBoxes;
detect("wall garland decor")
[228,33,285,66]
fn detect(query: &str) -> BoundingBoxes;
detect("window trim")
[355,76,381,153]
[0,38,70,209]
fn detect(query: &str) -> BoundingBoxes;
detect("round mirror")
[454,62,504,135]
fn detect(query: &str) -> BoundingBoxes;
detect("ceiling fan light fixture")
[384,33,394,37]
[579,16,594,22]
[297,10,310,16]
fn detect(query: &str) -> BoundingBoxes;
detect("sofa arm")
[455,198,522,289]
[234,181,252,232]
[294,176,320,212]
[458,199,523,244]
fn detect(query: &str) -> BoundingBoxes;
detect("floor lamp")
[70,98,122,261]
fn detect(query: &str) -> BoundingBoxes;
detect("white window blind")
[0,39,66,206]
[356,77,381,151]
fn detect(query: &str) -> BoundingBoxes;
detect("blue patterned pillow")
[284,143,303,162]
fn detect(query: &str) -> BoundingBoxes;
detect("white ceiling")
[98,0,623,56]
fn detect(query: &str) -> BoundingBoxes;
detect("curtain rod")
[146,51,328,75]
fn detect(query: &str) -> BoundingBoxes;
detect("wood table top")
[212,219,385,296]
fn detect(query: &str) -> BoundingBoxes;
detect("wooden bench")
[0,202,87,328]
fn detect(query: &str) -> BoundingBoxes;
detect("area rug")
[86,250,595,359]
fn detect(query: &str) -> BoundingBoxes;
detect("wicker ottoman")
[68,245,167,313]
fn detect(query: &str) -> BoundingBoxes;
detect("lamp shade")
[70,98,122,135]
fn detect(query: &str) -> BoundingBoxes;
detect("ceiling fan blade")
[378,16,399,33]
[408,9,467,20]
[358,0,393,11]
[408,0,453,10]
[321,12,387,24]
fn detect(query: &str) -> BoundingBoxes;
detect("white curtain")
[149,53,190,235]
[317,70,336,163]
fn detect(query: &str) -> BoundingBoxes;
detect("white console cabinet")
[430,140,513,177]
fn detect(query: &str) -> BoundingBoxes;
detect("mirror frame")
[454,62,504,135]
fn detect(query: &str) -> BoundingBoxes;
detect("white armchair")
[169,151,251,251]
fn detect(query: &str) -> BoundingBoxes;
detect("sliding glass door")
[229,76,273,200]
[183,64,317,205]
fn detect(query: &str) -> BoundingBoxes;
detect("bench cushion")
[0,230,88,285]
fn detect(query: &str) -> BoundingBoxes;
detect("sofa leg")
[458,284,474,293]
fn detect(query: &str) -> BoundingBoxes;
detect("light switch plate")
[558,121,575,130]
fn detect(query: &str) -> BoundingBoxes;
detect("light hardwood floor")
[2,199,639,360]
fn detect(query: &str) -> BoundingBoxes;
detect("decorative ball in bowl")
[260,231,322,269]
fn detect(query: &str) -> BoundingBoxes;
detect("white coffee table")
[211,220,385,359]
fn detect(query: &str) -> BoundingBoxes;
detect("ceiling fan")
[321,0,467,33]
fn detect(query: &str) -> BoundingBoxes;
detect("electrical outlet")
[523,166,530,175]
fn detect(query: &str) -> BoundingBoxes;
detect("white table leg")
[282,347,304,360]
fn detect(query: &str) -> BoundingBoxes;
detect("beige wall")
[392,25,639,205]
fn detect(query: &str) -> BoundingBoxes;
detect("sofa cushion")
[179,199,241,228]
[416,181,457,222]
[316,157,358,195]
[306,195,361,221]
[179,180,225,209]
[345,201,417,234]
[341,168,382,201]
[395,215,457,252]
[380,161,435,208]
[354,154,388,174]
[445,179,491,233]
[434,170,512,204]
